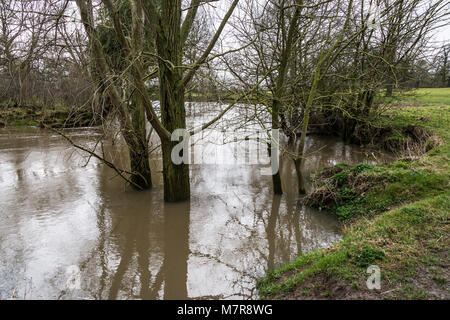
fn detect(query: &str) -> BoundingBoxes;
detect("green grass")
[258,97,450,299]
[388,88,450,106]
[306,158,448,221]
[258,193,449,299]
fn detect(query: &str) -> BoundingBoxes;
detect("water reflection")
[0,117,389,299]
[163,202,190,299]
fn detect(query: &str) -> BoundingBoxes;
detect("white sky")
[433,24,450,43]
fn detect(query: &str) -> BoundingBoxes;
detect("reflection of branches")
[191,292,253,300]
[189,249,259,299]
[147,266,164,299]
[190,250,257,281]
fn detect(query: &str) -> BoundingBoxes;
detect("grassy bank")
[257,89,450,300]
[391,88,450,106]
[0,103,96,128]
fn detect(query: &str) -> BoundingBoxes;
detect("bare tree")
[74,0,241,201]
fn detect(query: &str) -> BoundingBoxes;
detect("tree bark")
[129,95,152,189]
[267,142,282,194]
[157,0,190,201]
[159,84,190,201]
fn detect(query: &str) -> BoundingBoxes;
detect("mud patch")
[401,251,450,299]
[268,271,382,300]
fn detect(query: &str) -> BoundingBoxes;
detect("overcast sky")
[434,24,450,43]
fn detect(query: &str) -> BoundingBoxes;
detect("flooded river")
[0,104,389,299]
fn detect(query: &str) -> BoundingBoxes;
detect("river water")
[0,104,389,299]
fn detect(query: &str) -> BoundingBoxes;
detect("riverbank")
[257,94,450,299]
[0,96,249,128]
[0,104,96,128]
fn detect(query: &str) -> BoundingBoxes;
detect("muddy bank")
[261,249,449,300]
[258,194,450,300]
[0,104,97,128]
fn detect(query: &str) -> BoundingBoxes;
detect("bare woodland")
[1,0,449,202]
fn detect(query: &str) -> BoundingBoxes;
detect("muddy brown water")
[0,105,391,299]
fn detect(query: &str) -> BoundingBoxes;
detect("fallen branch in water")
[44,124,144,190]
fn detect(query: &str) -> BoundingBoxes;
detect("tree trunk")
[158,66,190,201]
[294,158,306,194]
[296,74,315,194]
[129,95,152,190]
[267,4,301,195]
[385,83,393,97]
[267,141,282,195]
[266,195,281,270]
[161,139,190,202]
[156,0,190,202]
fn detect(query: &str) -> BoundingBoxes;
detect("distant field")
[397,87,450,106]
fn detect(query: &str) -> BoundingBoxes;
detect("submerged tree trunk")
[161,141,190,202]
[129,96,152,189]
[76,0,153,191]
[157,0,190,202]
[267,141,282,194]
[129,143,152,190]
[295,64,319,194]
[294,158,306,194]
